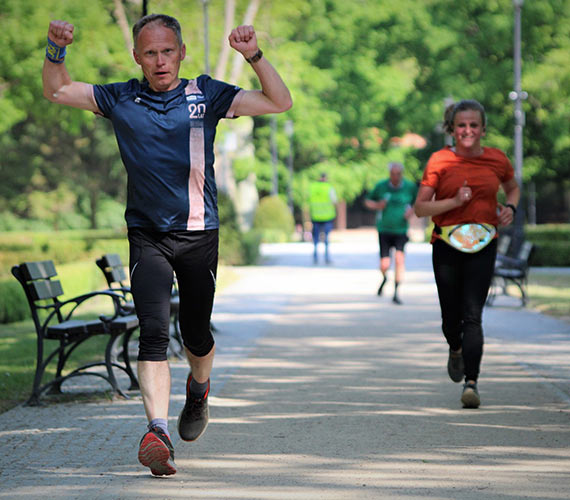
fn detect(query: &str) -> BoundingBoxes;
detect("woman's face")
[452,109,485,151]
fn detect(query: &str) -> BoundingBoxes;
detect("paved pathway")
[1,229,569,499]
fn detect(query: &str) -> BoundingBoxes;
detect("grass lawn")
[0,321,113,413]
[526,271,570,321]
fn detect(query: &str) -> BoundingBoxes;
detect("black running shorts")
[128,228,218,361]
[378,232,408,258]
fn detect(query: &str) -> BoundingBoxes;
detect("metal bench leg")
[105,333,128,399]
[170,312,185,360]
[520,278,528,307]
[27,337,46,405]
[121,329,139,390]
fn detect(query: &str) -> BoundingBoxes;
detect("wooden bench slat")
[21,261,57,281]
[47,319,106,338]
[103,253,123,267]
[30,279,64,300]
[110,267,127,282]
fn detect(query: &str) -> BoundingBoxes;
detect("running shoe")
[377,277,387,296]
[178,375,210,442]
[447,349,464,383]
[461,382,481,409]
[138,426,177,476]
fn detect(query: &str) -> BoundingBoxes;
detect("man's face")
[389,168,402,186]
[133,22,186,92]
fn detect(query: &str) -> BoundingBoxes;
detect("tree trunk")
[214,0,236,80]
[114,0,133,53]
[89,189,99,230]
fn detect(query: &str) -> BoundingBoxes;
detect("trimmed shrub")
[526,224,570,266]
[241,230,262,265]
[525,224,570,241]
[0,279,29,324]
[528,241,570,267]
[218,191,261,265]
[253,196,295,243]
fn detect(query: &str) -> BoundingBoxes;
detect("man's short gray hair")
[389,162,404,173]
[132,14,183,49]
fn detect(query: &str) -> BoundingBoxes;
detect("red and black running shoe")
[138,426,177,476]
[178,374,209,442]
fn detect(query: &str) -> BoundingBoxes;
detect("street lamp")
[200,0,210,74]
[509,0,528,244]
[284,120,294,213]
[270,116,278,196]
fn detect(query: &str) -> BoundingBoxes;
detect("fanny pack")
[434,223,496,253]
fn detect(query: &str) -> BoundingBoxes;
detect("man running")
[309,173,337,264]
[365,162,417,304]
[43,14,292,476]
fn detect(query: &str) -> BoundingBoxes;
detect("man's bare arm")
[42,20,99,112]
[227,25,292,117]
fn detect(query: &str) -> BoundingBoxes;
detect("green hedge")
[526,224,570,267]
[218,192,262,265]
[0,261,107,324]
[1,196,261,324]
[525,224,570,241]
[528,241,570,267]
[0,229,129,279]
[0,280,28,324]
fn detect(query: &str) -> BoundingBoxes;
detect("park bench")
[95,253,185,359]
[487,240,534,307]
[12,260,140,406]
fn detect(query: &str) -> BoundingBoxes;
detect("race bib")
[437,223,496,253]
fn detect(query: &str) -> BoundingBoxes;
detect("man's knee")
[185,333,215,358]
[395,250,405,266]
[137,316,171,361]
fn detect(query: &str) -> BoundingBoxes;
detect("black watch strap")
[506,203,517,215]
[245,49,263,64]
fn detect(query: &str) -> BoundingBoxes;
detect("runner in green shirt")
[365,162,418,304]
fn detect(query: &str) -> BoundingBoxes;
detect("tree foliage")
[0,0,568,229]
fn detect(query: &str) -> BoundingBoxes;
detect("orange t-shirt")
[421,146,514,241]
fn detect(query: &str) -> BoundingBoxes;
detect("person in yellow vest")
[309,173,337,264]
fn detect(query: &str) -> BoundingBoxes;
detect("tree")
[1,0,568,229]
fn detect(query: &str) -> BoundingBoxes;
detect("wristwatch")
[245,49,263,64]
[506,203,517,215]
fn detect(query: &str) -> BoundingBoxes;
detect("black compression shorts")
[128,228,218,361]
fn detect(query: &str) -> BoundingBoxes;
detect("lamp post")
[201,0,210,74]
[270,116,278,196]
[284,120,294,213]
[509,0,528,244]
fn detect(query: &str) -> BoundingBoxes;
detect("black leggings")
[128,228,218,361]
[432,239,497,381]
